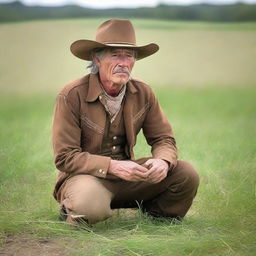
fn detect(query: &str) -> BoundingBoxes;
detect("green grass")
[0,19,256,255]
[0,87,255,255]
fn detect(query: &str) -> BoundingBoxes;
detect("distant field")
[0,18,256,95]
[0,19,256,255]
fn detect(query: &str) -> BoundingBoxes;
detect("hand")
[108,160,149,182]
[143,159,169,184]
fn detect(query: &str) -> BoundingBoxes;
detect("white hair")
[86,49,106,74]
[86,48,137,74]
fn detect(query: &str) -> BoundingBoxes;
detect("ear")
[93,55,101,67]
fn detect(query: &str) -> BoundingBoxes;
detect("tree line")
[1,1,256,22]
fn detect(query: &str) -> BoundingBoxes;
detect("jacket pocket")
[80,115,104,135]
[133,103,150,134]
[133,103,150,125]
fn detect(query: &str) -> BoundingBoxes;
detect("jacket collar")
[127,79,138,94]
[86,74,103,102]
[86,74,138,102]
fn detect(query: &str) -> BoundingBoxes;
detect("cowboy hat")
[70,19,159,61]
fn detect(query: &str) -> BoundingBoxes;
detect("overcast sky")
[1,0,256,8]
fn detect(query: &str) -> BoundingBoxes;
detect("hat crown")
[96,19,136,45]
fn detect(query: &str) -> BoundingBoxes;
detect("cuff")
[87,154,111,178]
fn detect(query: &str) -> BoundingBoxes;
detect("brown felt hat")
[70,19,159,61]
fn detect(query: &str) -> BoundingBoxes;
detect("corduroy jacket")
[52,74,178,199]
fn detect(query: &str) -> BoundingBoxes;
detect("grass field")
[0,19,256,255]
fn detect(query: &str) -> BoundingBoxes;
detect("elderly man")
[52,19,199,225]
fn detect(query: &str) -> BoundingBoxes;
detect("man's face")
[95,48,135,96]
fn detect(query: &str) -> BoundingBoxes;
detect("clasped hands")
[108,158,170,183]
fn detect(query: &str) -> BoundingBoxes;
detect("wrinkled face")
[94,48,136,96]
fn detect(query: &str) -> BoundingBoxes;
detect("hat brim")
[70,39,159,61]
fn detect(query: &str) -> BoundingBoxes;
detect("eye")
[125,52,134,58]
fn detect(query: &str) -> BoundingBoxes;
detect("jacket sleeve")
[142,90,178,168]
[52,93,111,178]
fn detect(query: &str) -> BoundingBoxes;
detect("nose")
[117,57,129,67]
[117,62,126,68]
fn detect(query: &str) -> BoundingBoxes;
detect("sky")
[1,0,256,8]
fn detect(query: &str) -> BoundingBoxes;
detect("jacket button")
[112,146,116,150]
[113,136,117,140]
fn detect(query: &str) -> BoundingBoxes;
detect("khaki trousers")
[58,160,199,224]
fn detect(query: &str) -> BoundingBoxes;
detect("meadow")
[0,18,255,255]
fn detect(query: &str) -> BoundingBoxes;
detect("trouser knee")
[65,196,113,224]
[60,175,114,224]
[172,160,200,193]
[150,160,200,218]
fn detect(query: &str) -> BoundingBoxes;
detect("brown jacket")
[52,74,178,198]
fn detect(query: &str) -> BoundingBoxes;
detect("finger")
[149,174,164,184]
[148,165,162,176]
[121,171,147,182]
[142,163,150,169]
[134,169,149,179]
[125,167,149,180]
[135,165,149,173]
[143,159,154,168]
[130,161,148,171]
[148,170,165,182]
[144,159,153,165]
[147,176,160,184]
[156,171,168,183]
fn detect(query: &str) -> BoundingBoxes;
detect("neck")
[101,81,125,97]
[109,92,119,97]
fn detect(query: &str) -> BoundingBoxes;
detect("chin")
[113,74,129,83]
[113,77,129,85]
